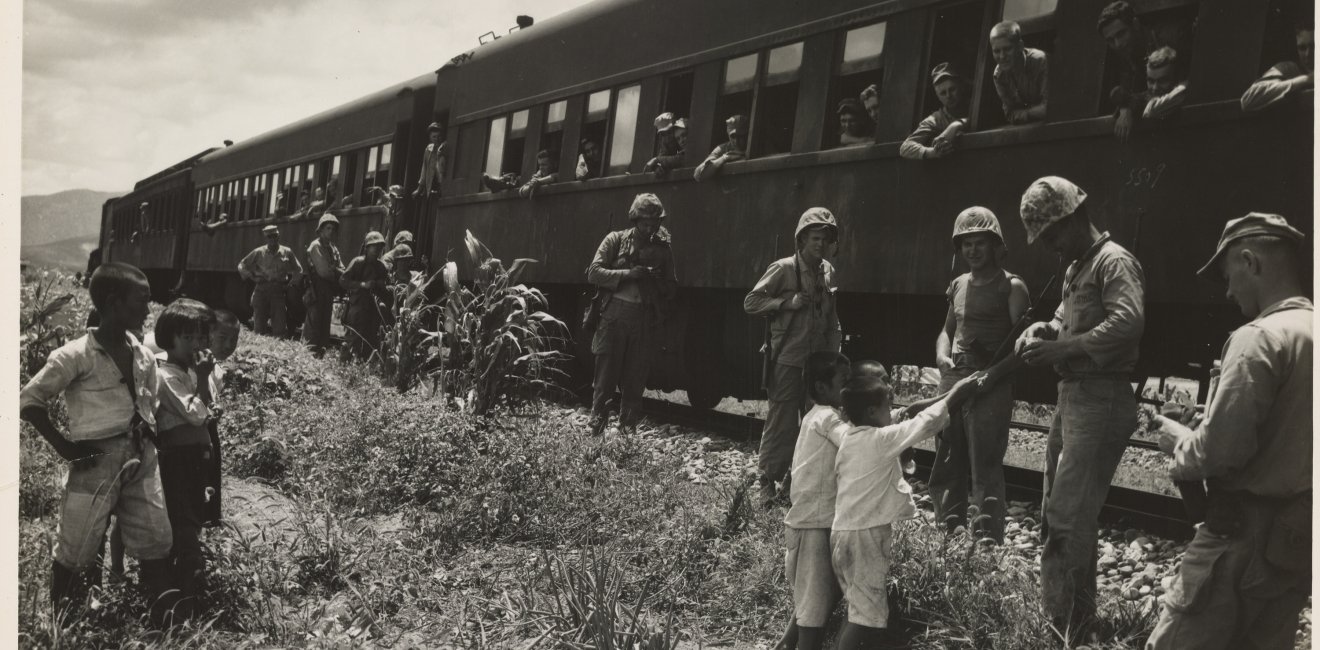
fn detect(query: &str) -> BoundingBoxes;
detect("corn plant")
[20,270,78,382]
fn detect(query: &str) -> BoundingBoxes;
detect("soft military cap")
[262,224,280,236]
[364,231,386,246]
[629,193,666,220]
[672,117,688,131]
[837,98,866,116]
[654,112,677,133]
[1197,212,1306,278]
[931,62,965,86]
[1020,176,1087,245]
[427,122,443,132]
[725,114,749,135]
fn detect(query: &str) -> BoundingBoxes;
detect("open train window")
[607,84,641,175]
[541,100,567,164]
[828,22,886,148]
[977,0,1057,129]
[578,90,611,179]
[505,111,528,177]
[377,143,393,191]
[714,53,759,150]
[361,146,379,205]
[662,71,694,119]
[1095,1,1198,116]
[754,41,803,156]
[922,2,985,122]
[1260,0,1310,74]
[483,116,509,183]
[327,155,342,209]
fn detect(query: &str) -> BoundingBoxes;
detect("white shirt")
[784,404,849,529]
[832,401,950,531]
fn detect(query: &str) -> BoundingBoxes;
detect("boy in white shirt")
[831,372,980,648]
[775,351,851,650]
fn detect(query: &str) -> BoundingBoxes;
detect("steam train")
[96,0,1313,407]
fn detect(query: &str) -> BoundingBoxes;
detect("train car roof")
[447,0,890,120]
[193,71,436,184]
[134,147,219,190]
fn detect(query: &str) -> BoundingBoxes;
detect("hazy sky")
[21,0,594,196]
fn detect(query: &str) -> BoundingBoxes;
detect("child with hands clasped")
[830,371,982,649]
[774,352,852,650]
[153,298,220,620]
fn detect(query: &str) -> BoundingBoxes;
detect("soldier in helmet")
[744,208,843,508]
[1013,176,1145,639]
[303,212,345,355]
[585,193,678,436]
[340,231,391,362]
[928,207,1030,543]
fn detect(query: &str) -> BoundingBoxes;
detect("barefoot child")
[831,372,980,649]
[153,298,219,619]
[775,351,851,650]
[19,263,175,624]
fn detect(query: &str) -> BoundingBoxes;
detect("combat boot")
[50,561,92,623]
[138,558,182,628]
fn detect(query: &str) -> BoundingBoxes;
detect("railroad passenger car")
[423,0,1313,406]
[178,72,439,318]
[101,148,217,300]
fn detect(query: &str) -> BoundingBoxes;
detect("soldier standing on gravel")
[1014,176,1146,640]
[585,193,678,436]
[744,208,842,508]
[238,224,303,337]
[1147,213,1311,650]
[303,213,345,356]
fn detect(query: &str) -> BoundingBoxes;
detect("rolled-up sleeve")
[1240,63,1304,113]
[744,262,789,316]
[586,232,629,290]
[1171,327,1276,481]
[1079,255,1145,367]
[899,115,940,160]
[20,348,77,412]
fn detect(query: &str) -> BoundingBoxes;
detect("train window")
[922,2,985,121]
[483,116,508,180]
[578,90,611,179]
[238,177,248,221]
[542,101,568,163]
[362,146,379,204]
[662,71,694,118]
[714,53,760,148]
[1259,0,1307,74]
[327,155,342,208]
[341,153,358,209]
[606,84,641,175]
[1003,0,1056,23]
[829,22,886,148]
[754,41,803,156]
[378,143,393,190]
[1095,1,1198,116]
[504,110,528,177]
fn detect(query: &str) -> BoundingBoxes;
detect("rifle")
[974,273,1058,390]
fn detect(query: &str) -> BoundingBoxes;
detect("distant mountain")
[20,234,100,271]
[22,189,123,248]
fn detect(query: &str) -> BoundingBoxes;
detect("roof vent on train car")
[223,140,234,147]
[479,15,533,45]
[515,15,533,29]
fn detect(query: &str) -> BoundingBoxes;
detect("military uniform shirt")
[1049,233,1145,376]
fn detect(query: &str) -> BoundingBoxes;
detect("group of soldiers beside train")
[27,1,1312,645]
[580,181,1310,648]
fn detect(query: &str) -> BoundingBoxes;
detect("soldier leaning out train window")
[1242,16,1314,112]
[644,112,686,177]
[1097,1,1197,141]
[990,21,1048,126]
[900,63,971,161]
[693,115,747,182]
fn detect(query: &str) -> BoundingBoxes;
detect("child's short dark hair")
[155,298,214,351]
[850,360,889,383]
[88,263,148,313]
[212,309,240,331]
[804,351,850,402]
[842,375,893,424]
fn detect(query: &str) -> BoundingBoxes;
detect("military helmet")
[364,231,386,247]
[316,212,340,231]
[951,206,1005,248]
[795,207,838,242]
[629,193,666,220]
[394,230,414,245]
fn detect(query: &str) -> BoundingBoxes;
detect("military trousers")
[590,299,653,428]
[1040,376,1136,631]
[928,365,1014,542]
[302,277,338,350]
[1146,497,1310,650]
[760,362,806,487]
[251,281,288,337]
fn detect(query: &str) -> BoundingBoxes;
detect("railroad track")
[641,397,1193,540]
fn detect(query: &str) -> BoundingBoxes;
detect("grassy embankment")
[19,267,1167,649]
